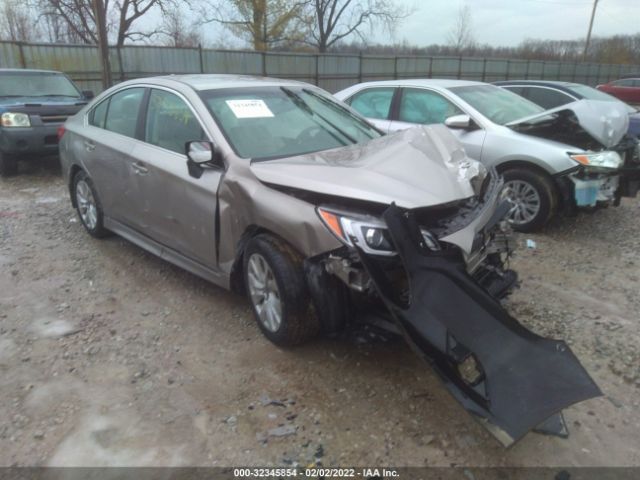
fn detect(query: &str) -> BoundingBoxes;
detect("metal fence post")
[505,59,511,80]
[198,44,204,73]
[572,61,578,82]
[427,56,432,78]
[457,56,462,79]
[315,54,319,86]
[358,51,363,83]
[262,51,267,77]
[481,58,487,82]
[525,59,530,79]
[17,42,27,68]
[394,56,398,80]
[116,46,125,82]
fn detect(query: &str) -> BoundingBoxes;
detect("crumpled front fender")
[357,204,602,446]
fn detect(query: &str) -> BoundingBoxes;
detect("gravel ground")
[1,159,639,467]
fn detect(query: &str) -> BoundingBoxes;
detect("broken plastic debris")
[526,239,537,249]
[268,425,297,437]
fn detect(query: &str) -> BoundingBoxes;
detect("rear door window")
[104,88,145,138]
[144,89,206,154]
[525,87,574,109]
[398,88,463,124]
[348,87,395,120]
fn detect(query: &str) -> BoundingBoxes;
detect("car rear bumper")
[0,125,61,157]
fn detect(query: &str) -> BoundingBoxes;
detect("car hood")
[507,99,629,148]
[250,125,481,210]
[0,96,86,108]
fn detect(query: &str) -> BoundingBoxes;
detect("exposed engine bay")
[508,100,640,208]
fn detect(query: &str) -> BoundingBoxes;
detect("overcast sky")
[382,0,640,47]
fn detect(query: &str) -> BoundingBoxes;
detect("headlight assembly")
[1,112,31,127]
[317,207,396,256]
[317,207,440,256]
[569,151,622,169]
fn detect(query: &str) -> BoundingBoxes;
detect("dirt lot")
[1,160,639,467]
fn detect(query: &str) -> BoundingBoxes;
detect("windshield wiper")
[281,87,356,144]
[302,88,380,135]
[31,94,80,98]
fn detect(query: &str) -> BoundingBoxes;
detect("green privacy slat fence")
[1,41,638,94]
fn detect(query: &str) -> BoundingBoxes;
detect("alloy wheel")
[503,180,541,225]
[76,179,98,230]
[247,253,283,332]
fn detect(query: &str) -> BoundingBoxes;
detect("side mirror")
[445,114,472,129]
[82,90,95,100]
[186,141,223,178]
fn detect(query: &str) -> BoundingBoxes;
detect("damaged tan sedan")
[59,75,600,446]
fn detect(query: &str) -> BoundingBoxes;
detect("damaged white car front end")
[507,99,640,209]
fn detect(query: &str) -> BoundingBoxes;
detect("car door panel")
[129,142,221,268]
[81,128,136,224]
[81,87,146,228]
[128,87,222,269]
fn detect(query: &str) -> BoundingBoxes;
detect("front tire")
[0,152,18,177]
[243,235,320,346]
[502,168,557,232]
[73,170,109,238]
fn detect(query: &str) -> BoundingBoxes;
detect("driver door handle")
[132,161,148,175]
[84,140,95,152]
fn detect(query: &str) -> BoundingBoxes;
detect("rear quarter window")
[89,99,109,128]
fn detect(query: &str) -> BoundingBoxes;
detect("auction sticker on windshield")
[226,99,274,118]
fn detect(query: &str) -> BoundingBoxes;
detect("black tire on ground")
[243,234,320,346]
[502,167,558,232]
[72,170,109,238]
[0,152,18,177]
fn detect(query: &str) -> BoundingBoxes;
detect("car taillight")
[57,125,66,140]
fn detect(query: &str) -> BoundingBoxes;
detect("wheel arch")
[229,225,299,295]
[495,160,556,180]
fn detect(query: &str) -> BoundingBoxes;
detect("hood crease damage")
[250,126,482,210]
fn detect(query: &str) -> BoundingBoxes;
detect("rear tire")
[243,234,320,346]
[502,168,557,232]
[0,152,18,177]
[73,170,109,238]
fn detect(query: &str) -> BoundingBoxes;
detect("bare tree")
[161,6,203,47]
[303,0,409,53]
[201,0,308,51]
[0,0,38,42]
[447,3,476,54]
[35,0,175,46]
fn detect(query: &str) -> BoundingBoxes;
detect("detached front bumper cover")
[356,205,602,447]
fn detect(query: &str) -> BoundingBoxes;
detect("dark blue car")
[0,69,92,176]
[494,80,640,139]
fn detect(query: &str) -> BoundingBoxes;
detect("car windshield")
[0,71,81,98]
[199,86,381,160]
[449,85,544,125]
[569,84,637,112]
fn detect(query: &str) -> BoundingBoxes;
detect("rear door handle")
[84,140,95,152]
[132,161,149,175]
